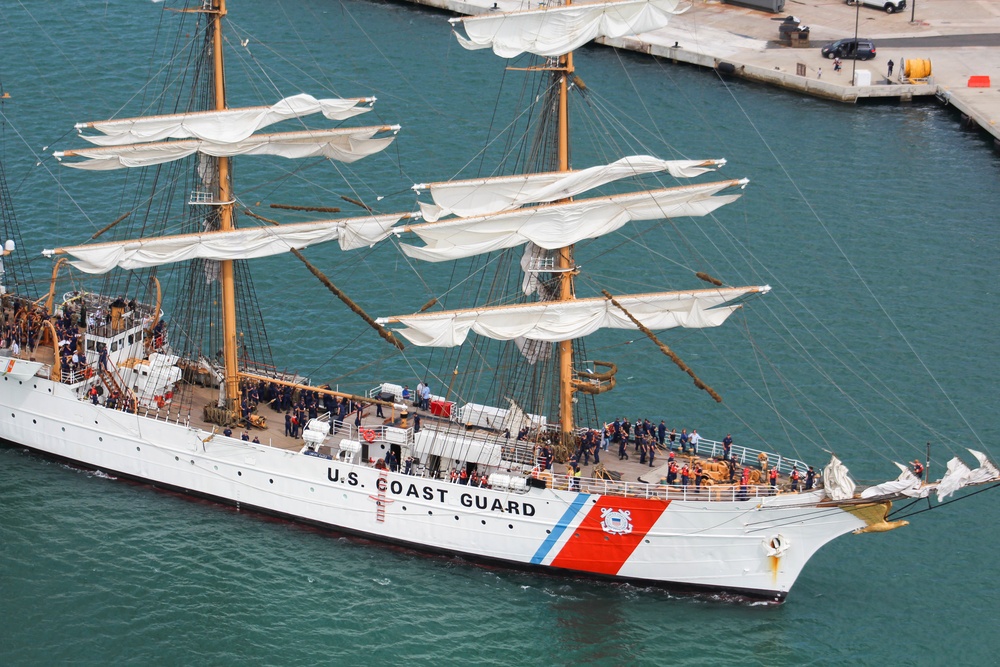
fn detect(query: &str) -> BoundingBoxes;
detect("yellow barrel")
[904,59,932,79]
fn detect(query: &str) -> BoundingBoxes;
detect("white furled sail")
[43,214,406,274]
[376,286,768,347]
[936,450,1000,500]
[936,458,973,502]
[414,156,726,222]
[823,456,856,501]
[860,462,925,499]
[450,0,687,58]
[400,179,746,263]
[55,126,400,170]
[76,94,375,146]
[966,449,1000,485]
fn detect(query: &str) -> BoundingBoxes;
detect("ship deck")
[16,335,799,499]
[167,382,796,499]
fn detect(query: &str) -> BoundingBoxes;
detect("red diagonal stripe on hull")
[549,496,670,575]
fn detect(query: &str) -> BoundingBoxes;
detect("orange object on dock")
[968,76,990,87]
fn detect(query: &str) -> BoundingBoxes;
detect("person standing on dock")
[887,59,894,78]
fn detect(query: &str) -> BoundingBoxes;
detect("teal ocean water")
[1,1,999,664]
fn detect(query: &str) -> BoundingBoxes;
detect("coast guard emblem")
[600,508,633,535]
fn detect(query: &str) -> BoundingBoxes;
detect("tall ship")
[0,0,996,602]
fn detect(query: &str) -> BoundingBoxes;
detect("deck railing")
[673,437,809,476]
[547,473,795,501]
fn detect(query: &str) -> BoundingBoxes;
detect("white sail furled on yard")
[55,126,400,170]
[860,463,926,499]
[43,214,406,274]
[75,94,376,146]
[936,450,1000,500]
[414,156,726,222]
[965,449,1000,485]
[450,0,687,59]
[400,179,746,263]
[376,286,768,347]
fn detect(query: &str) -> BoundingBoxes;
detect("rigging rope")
[601,289,722,403]
[241,207,404,351]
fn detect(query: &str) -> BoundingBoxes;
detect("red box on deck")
[430,400,453,417]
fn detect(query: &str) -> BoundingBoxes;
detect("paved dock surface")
[405,0,1000,143]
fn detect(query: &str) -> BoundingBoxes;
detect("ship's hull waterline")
[0,371,867,601]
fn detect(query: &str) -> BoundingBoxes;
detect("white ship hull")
[1,370,867,601]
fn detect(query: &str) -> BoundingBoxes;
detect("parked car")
[847,0,906,14]
[820,38,877,60]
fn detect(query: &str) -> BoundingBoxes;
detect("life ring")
[83,366,94,379]
[155,396,165,408]
[5,359,14,374]
[360,428,376,443]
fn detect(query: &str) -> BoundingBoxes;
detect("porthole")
[32,419,36,424]
[175,456,180,461]
[508,524,514,530]
[427,510,433,515]
[454,515,459,521]
[545,529,551,534]
[237,471,242,476]
[214,465,218,471]
[136,447,140,451]
[269,479,273,484]
[99,437,103,442]
[61,426,65,431]
[310,487,315,492]
[481,520,487,525]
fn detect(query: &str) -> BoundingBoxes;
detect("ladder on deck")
[369,468,393,523]
[98,363,137,412]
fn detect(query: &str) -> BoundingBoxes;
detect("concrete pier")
[404,0,1000,145]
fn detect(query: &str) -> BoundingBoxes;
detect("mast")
[556,42,575,445]
[211,0,240,418]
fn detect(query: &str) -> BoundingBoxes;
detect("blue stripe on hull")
[530,493,592,565]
